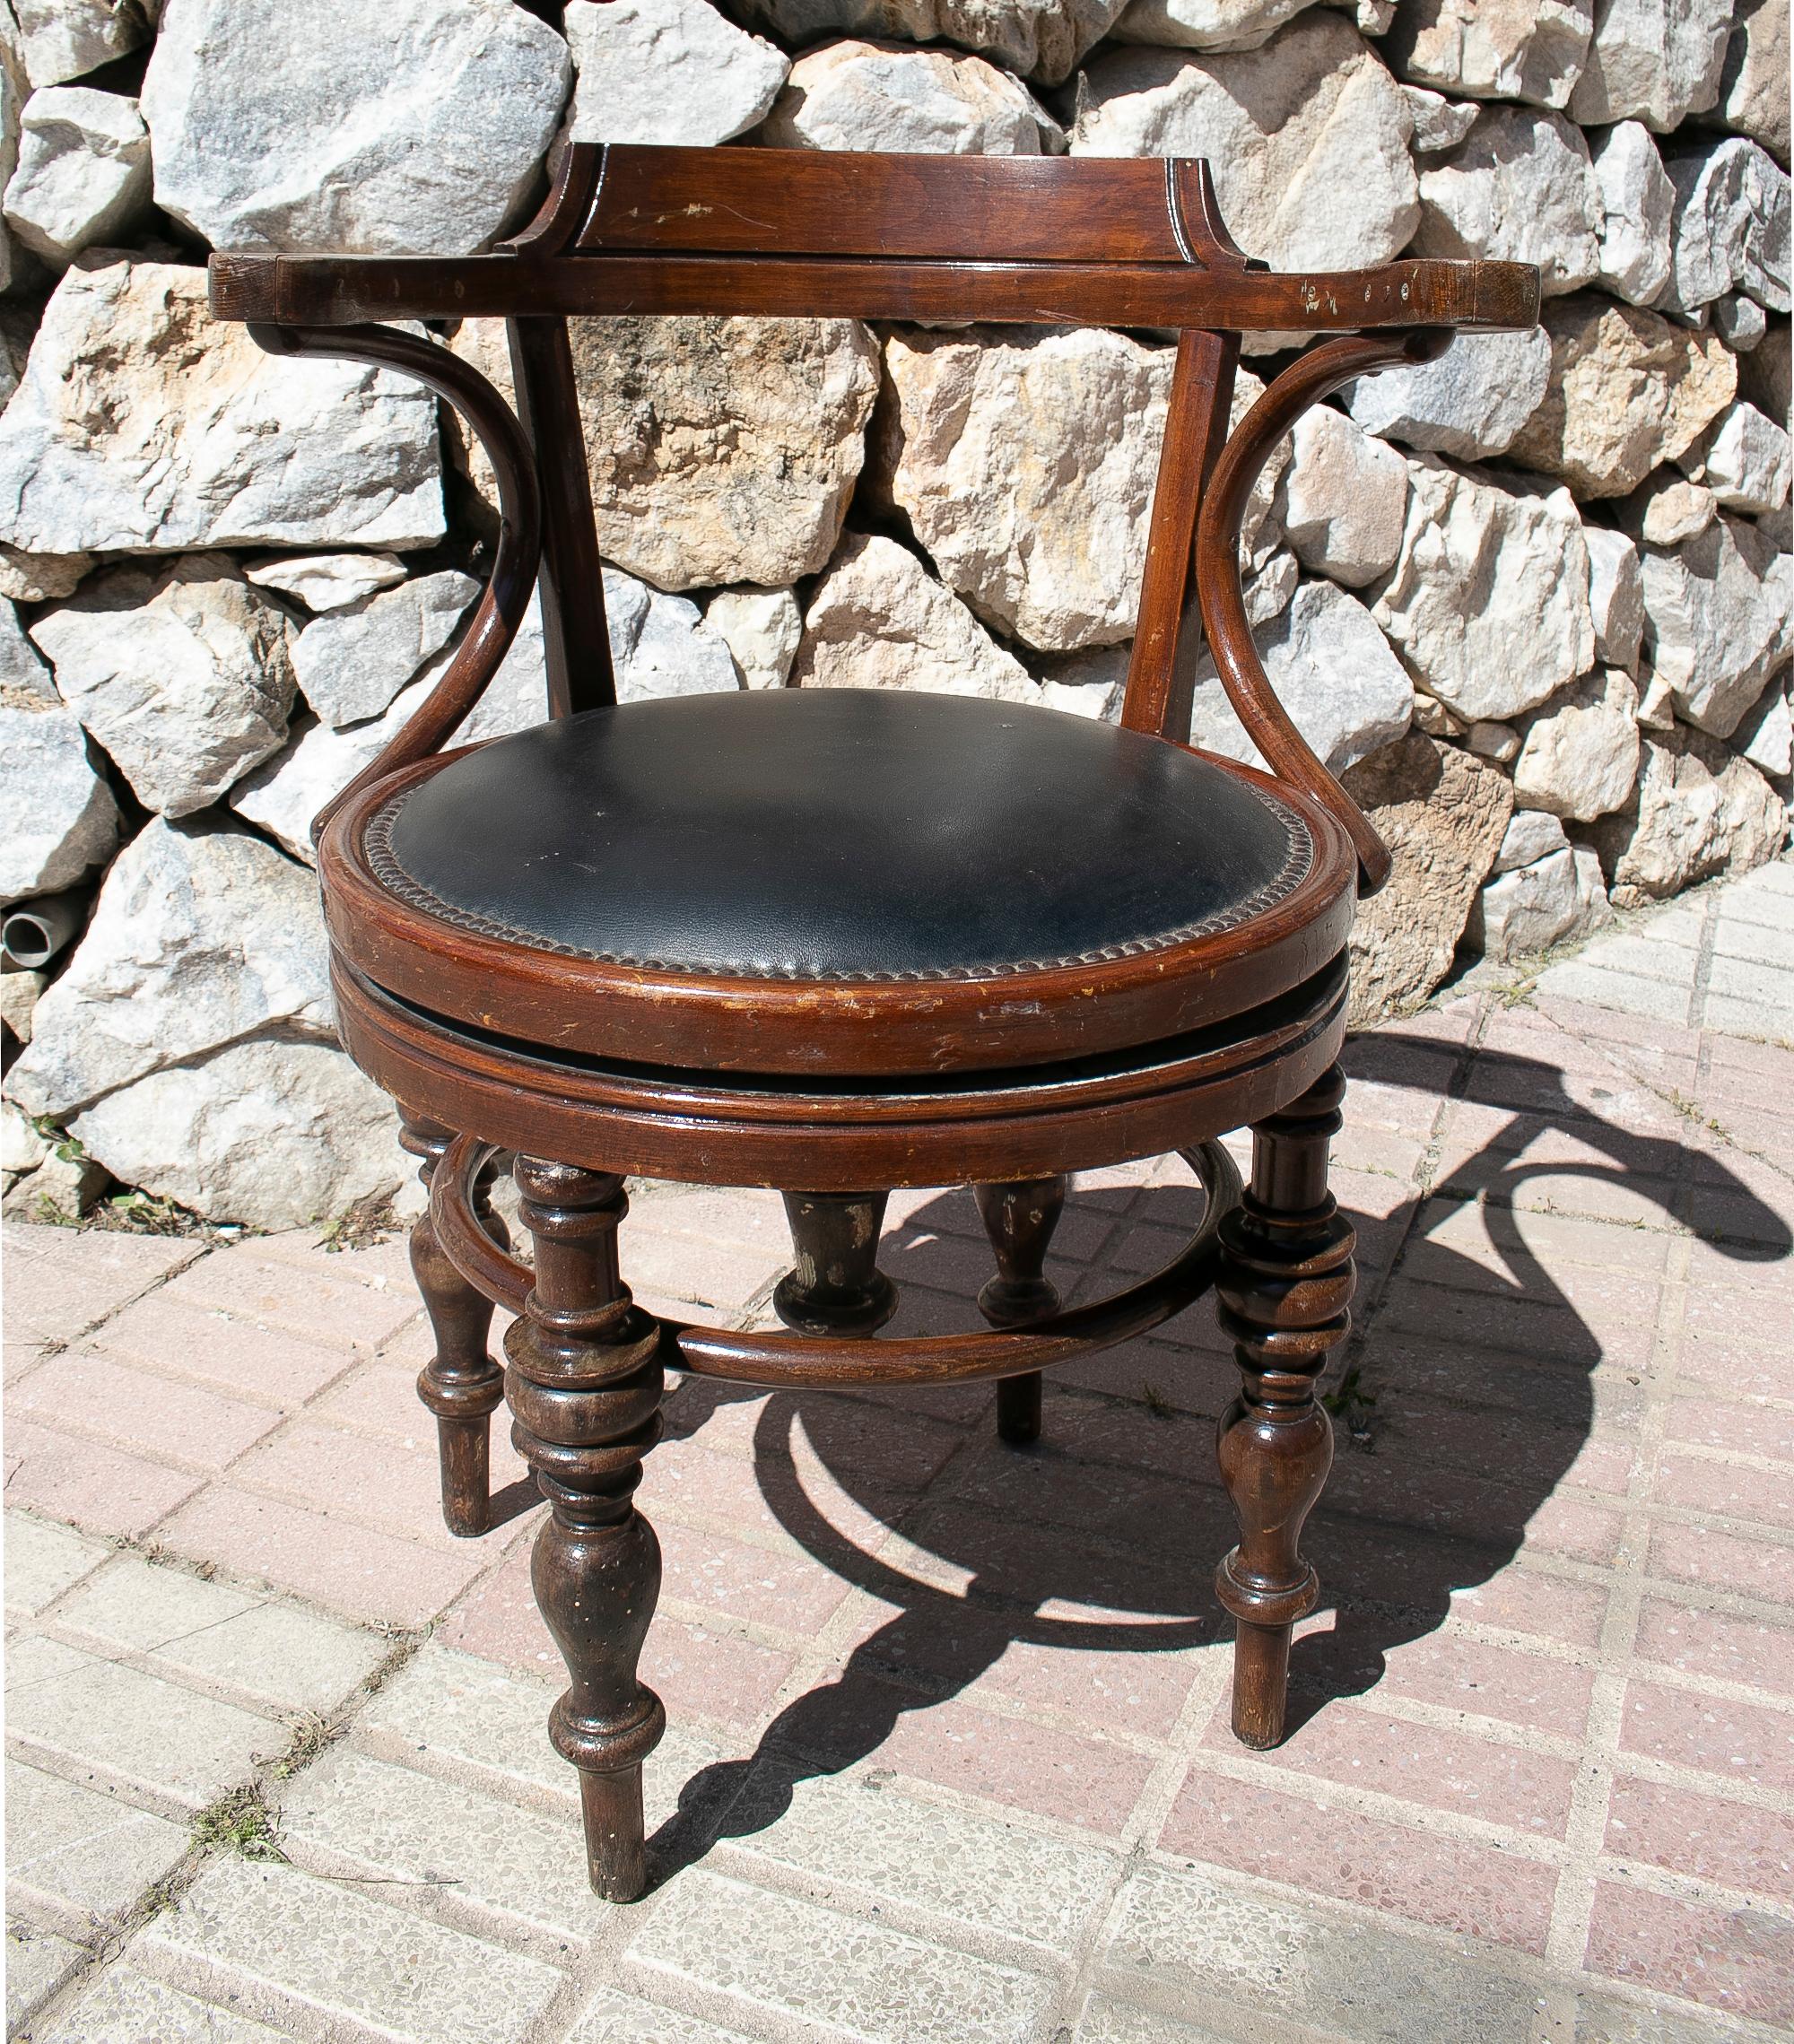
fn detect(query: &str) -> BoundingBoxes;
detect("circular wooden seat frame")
[208,143,1538,1903]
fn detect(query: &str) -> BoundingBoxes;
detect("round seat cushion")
[367,687,1316,983]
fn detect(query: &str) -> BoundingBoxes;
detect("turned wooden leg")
[973,1174,1068,1446]
[507,1157,666,1900]
[402,1112,508,1538]
[1214,1065,1354,1750]
[774,1191,898,1336]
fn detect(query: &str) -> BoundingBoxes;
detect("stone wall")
[0,0,1789,1230]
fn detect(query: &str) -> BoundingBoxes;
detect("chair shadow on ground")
[648,1045,1790,1881]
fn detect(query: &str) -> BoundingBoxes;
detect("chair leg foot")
[974,1175,1067,1448]
[402,1113,507,1538]
[509,1155,666,1902]
[1214,1065,1354,1751]
[774,1191,898,1336]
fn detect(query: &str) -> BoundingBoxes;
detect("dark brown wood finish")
[203,144,1542,1899]
[973,1175,1069,1445]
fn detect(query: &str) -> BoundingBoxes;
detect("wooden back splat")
[212,146,1540,883]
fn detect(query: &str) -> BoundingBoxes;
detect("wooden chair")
[209,146,1537,1902]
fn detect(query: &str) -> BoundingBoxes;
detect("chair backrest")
[210,144,1539,892]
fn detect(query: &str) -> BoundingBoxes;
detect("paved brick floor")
[4,857,1792,2044]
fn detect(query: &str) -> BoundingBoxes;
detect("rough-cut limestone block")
[291,571,478,729]
[1494,807,1570,873]
[1568,0,1732,132]
[4,818,335,1122]
[1713,294,1770,351]
[1412,106,1601,295]
[1719,0,1790,165]
[721,0,1128,85]
[142,0,570,256]
[562,0,788,147]
[704,588,803,689]
[1371,457,1594,723]
[1589,726,1787,905]
[0,545,91,604]
[1505,293,1737,499]
[30,556,297,818]
[1344,327,1551,460]
[1276,405,1407,586]
[1742,324,1790,428]
[1187,578,1412,774]
[1340,734,1513,1026]
[1736,677,1791,778]
[243,554,406,613]
[9,0,154,90]
[1400,83,1477,152]
[1660,138,1790,318]
[875,325,1173,651]
[2,87,151,267]
[1589,121,1673,306]
[1690,403,1792,516]
[1381,0,1594,110]
[1070,15,1420,271]
[1511,666,1641,821]
[1469,843,1611,961]
[570,315,880,592]
[762,39,1058,152]
[1,594,53,697]
[1640,514,1792,739]
[71,1037,404,1231]
[1110,0,1326,51]
[0,257,443,555]
[1583,524,1645,672]
[0,704,119,905]
[1617,474,1718,548]
[790,531,1038,697]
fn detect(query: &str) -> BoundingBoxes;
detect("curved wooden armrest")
[1196,328,1453,898]
[246,322,544,842]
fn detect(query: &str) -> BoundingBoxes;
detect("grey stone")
[1,1100,48,1179]
[608,565,743,702]
[562,0,787,148]
[1189,578,1411,774]
[703,587,803,689]
[292,570,478,728]
[1589,120,1673,305]
[628,1868,1049,2043]
[0,51,18,300]
[4,817,333,1121]
[1276,405,1406,585]
[1584,524,1645,671]
[1641,512,1792,737]
[2,86,150,266]
[1371,457,1594,721]
[0,594,52,697]
[762,39,1056,152]
[791,531,1037,697]
[0,545,91,603]
[140,1857,563,2043]
[1412,106,1602,295]
[1737,676,1792,777]
[1742,321,1790,428]
[1568,0,1733,131]
[1718,0,1790,164]
[0,703,119,904]
[1071,16,1420,272]
[1344,326,1551,459]
[0,979,43,1049]
[1494,806,1570,872]
[1661,137,1791,318]
[570,313,881,591]
[30,556,297,817]
[1512,665,1641,819]
[1590,724,1787,904]
[724,0,1128,85]
[1381,0,1594,109]
[8,0,154,90]
[0,257,444,555]
[877,323,1174,649]
[1713,291,1769,350]
[243,552,406,613]
[1110,0,1327,51]
[3,1144,109,1222]
[1465,717,1520,761]
[1619,474,1719,547]
[1399,83,1477,151]
[1506,292,1737,498]
[1470,842,1612,960]
[1693,401,1792,515]
[142,0,571,256]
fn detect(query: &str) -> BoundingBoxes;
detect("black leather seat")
[367,688,1314,984]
